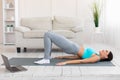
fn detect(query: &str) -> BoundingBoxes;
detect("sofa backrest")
[53,16,78,30]
[21,17,52,30]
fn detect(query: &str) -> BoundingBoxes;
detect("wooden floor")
[0,43,120,80]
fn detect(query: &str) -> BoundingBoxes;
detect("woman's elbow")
[85,60,98,63]
[90,60,98,63]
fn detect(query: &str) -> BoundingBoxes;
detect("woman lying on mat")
[34,31,113,66]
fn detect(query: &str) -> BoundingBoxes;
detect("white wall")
[18,0,95,25]
[105,0,120,49]
[19,0,94,18]
[19,0,52,18]
[52,0,77,17]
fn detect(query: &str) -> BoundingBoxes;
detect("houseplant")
[6,25,10,32]
[10,25,14,32]
[92,1,101,33]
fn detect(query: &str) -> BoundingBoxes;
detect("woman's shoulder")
[92,54,101,62]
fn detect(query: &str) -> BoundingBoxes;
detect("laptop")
[1,54,27,72]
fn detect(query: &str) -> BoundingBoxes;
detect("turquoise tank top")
[82,48,99,59]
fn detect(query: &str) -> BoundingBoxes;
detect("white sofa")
[15,16,82,53]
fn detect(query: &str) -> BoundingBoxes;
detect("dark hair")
[100,51,113,62]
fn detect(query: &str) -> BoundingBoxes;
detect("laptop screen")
[1,55,11,70]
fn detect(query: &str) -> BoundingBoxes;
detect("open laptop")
[1,54,27,72]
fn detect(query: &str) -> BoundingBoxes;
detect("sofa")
[15,16,82,53]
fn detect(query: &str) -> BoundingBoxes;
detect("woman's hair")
[100,51,113,61]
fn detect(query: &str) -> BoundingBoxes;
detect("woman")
[34,31,113,66]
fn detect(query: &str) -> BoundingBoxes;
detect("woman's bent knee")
[44,31,53,37]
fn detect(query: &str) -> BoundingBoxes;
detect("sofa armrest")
[15,26,31,32]
[71,26,83,33]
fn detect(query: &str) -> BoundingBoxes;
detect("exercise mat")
[8,58,115,66]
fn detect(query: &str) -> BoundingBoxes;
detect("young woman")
[34,31,113,66]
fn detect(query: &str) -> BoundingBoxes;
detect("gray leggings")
[44,31,80,59]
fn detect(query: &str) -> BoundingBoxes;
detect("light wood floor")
[0,43,120,80]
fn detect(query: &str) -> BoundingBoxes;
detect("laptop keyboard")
[11,67,20,71]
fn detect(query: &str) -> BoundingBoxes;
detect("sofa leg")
[23,47,27,52]
[16,47,21,53]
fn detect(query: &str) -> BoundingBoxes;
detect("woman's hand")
[54,56,63,59]
[56,62,67,66]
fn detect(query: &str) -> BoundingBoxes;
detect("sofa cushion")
[53,16,78,30]
[53,30,75,38]
[71,26,83,33]
[23,30,48,38]
[15,26,31,33]
[21,17,52,30]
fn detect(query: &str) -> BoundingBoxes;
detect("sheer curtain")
[106,0,120,25]
[105,0,120,48]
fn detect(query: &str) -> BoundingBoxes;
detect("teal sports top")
[82,48,99,59]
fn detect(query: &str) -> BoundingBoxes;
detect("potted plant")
[92,1,101,33]
[10,25,14,32]
[6,25,10,32]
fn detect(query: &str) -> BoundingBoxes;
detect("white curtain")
[105,0,120,48]
[106,0,120,25]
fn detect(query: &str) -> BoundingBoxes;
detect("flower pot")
[6,27,10,32]
[94,27,101,33]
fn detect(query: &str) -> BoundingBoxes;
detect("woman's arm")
[56,55,100,66]
[54,55,80,59]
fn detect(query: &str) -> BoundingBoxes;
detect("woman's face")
[99,50,109,59]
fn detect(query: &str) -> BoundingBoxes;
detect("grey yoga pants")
[44,31,80,59]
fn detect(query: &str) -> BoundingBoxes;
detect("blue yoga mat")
[7,58,115,66]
